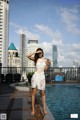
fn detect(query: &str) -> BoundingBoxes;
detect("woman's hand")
[47,59,51,65]
[27,50,42,61]
[44,58,51,71]
[35,50,42,54]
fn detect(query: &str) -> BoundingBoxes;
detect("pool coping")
[10,82,31,91]
[36,92,55,120]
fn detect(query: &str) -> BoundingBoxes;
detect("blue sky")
[9,0,80,67]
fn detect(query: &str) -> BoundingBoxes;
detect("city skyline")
[9,0,80,67]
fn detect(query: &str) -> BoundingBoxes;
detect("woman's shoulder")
[38,57,46,62]
[42,57,47,62]
[43,57,47,60]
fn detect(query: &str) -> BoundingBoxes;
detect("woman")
[27,48,51,115]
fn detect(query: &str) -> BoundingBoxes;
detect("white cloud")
[35,24,53,36]
[68,43,80,51]
[52,38,63,46]
[35,24,64,46]
[58,7,80,34]
[10,22,22,29]
[10,22,40,40]
[72,43,80,48]
[58,54,65,62]
[17,29,40,40]
[17,29,26,34]
[40,41,52,55]
[62,43,80,66]
[66,51,76,59]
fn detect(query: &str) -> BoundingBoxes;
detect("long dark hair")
[34,48,44,65]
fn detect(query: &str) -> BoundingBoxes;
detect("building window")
[16,52,18,57]
[7,0,9,4]
[0,12,3,14]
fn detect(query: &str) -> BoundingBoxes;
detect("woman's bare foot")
[43,110,48,115]
[31,110,35,115]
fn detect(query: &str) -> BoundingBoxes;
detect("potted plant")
[27,72,34,84]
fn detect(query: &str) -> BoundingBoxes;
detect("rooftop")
[8,42,17,51]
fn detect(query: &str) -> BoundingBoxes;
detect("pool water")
[46,84,80,120]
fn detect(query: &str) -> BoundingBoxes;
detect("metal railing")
[0,66,80,83]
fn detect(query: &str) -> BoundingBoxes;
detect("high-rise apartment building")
[0,0,9,67]
[52,45,58,67]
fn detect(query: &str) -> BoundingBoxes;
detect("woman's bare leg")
[40,90,48,114]
[31,88,37,115]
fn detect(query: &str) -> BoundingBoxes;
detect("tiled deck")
[0,83,55,120]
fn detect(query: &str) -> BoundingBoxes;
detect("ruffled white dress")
[31,58,46,90]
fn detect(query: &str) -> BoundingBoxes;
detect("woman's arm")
[44,58,51,71]
[44,58,50,71]
[27,50,42,61]
[27,52,35,61]
[44,64,48,71]
[45,58,51,65]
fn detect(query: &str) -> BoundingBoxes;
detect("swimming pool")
[46,84,80,120]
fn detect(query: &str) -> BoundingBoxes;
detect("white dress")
[31,58,46,90]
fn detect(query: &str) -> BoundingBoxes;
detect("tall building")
[0,0,9,67]
[26,40,40,67]
[8,42,20,67]
[19,34,26,68]
[73,60,78,67]
[52,45,58,67]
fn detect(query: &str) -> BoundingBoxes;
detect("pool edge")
[36,92,55,120]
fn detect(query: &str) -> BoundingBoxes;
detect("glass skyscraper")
[52,45,58,67]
